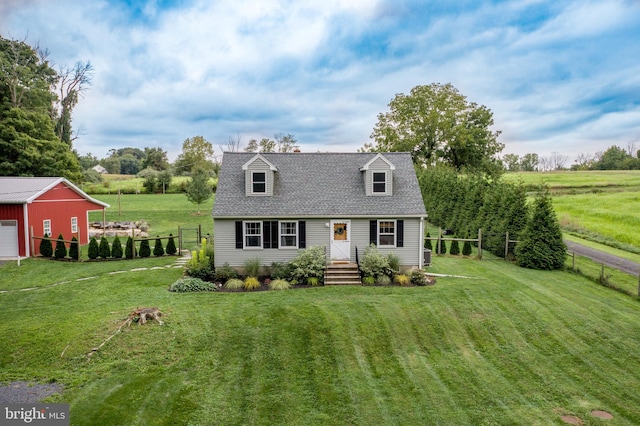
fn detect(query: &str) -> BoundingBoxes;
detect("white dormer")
[242,154,277,196]
[360,153,395,196]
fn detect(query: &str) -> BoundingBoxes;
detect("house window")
[280,221,297,248]
[378,220,396,246]
[244,221,262,248]
[71,217,78,233]
[43,220,51,237]
[252,172,266,194]
[373,172,387,193]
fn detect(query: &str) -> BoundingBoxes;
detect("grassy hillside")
[2,257,640,425]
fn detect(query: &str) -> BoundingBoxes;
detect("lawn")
[2,256,640,425]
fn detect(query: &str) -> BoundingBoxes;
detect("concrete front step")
[325,262,361,285]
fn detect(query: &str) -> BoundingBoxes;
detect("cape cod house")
[212,152,427,276]
[0,177,109,258]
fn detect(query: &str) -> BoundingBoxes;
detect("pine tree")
[424,232,433,251]
[54,234,67,259]
[515,186,567,270]
[166,234,177,255]
[98,237,111,258]
[111,236,123,258]
[40,234,53,257]
[69,236,79,260]
[153,236,164,257]
[88,237,99,259]
[125,236,135,259]
[438,238,447,255]
[450,238,460,255]
[139,238,151,258]
[462,240,472,256]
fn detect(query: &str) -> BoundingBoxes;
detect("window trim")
[279,221,298,249]
[244,221,263,249]
[43,219,51,237]
[71,217,78,233]
[377,219,396,247]
[372,171,388,194]
[251,172,267,194]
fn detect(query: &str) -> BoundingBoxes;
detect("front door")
[330,220,351,260]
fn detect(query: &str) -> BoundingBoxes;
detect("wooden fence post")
[478,228,482,260]
[178,225,182,254]
[505,231,509,259]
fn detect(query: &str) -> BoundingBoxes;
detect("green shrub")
[462,240,472,256]
[166,234,177,255]
[186,238,214,280]
[270,261,292,280]
[307,276,320,286]
[387,253,400,272]
[215,262,238,282]
[68,236,79,260]
[224,278,244,290]
[243,276,261,291]
[88,237,99,260]
[139,238,151,258]
[410,269,434,286]
[438,239,447,255]
[125,236,135,259]
[54,234,67,259]
[449,238,460,255]
[269,279,291,291]
[377,275,392,285]
[98,237,111,258]
[169,277,216,292]
[394,274,411,286]
[424,232,433,251]
[289,246,326,283]
[39,234,53,258]
[153,237,164,257]
[244,257,261,277]
[362,276,376,286]
[111,236,123,258]
[359,244,392,279]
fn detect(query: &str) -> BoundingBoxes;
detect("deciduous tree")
[174,136,215,175]
[185,169,213,213]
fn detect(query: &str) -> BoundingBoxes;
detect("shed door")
[330,220,351,260]
[0,221,19,257]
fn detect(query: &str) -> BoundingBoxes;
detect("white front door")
[330,220,351,260]
[0,220,19,257]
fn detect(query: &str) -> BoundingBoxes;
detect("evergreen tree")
[39,234,53,257]
[69,236,79,260]
[462,240,472,256]
[125,236,135,259]
[98,237,111,258]
[438,238,447,255]
[54,234,67,259]
[153,236,164,257]
[139,238,151,258]
[449,238,460,255]
[166,234,177,255]
[88,237,99,259]
[515,186,567,270]
[111,235,123,258]
[424,232,433,251]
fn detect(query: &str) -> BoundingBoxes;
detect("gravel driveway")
[564,240,640,276]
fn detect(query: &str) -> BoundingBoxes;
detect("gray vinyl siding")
[244,158,274,196]
[213,217,422,269]
[364,157,393,196]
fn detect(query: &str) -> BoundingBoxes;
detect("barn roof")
[0,177,109,207]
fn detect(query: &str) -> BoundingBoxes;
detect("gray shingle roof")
[213,152,426,218]
[0,177,109,207]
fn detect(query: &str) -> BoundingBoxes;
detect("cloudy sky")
[2,0,639,162]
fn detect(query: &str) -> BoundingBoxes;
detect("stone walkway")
[0,251,191,295]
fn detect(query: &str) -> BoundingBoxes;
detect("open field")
[502,170,640,192]
[2,256,640,425]
[81,174,217,195]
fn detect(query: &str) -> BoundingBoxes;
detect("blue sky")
[2,0,639,163]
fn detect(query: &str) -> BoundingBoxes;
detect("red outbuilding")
[0,177,109,258]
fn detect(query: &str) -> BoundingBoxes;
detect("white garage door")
[0,220,19,257]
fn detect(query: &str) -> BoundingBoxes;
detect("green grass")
[3,257,640,424]
[503,170,640,192]
[80,174,216,195]
[88,193,214,240]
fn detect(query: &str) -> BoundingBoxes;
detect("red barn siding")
[0,204,26,257]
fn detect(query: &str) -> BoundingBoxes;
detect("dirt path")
[564,240,640,276]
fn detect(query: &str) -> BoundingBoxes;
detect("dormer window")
[252,172,266,194]
[372,172,387,193]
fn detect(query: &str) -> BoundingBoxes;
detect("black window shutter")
[235,221,243,249]
[298,221,306,248]
[263,221,271,248]
[271,221,278,249]
[370,220,377,246]
[397,220,404,247]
